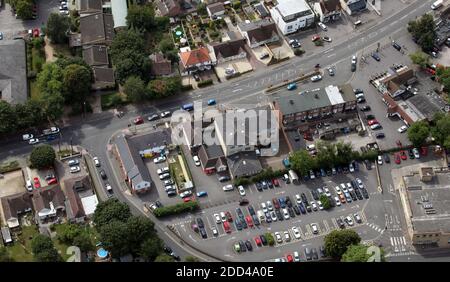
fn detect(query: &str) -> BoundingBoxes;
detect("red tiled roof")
[179,47,211,68]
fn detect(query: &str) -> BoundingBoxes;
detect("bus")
[181,103,194,111]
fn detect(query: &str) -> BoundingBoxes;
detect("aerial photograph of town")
[1,0,450,268]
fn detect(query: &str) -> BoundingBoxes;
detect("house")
[82,45,109,66]
[208,38,247,65]
[0,39,27,105]
[179,47,212,74]
[77,0,103,15]
[1,227,13,245]
[64,176,93,223]
[237,19,279,48]
[226,151,263,179]
[340,0,367,15]
[111,0,128,29]
[269,0,315,35]
[254,3,269,18]
[32,186,66,221]
[149,52,173,77]
[79,12,115,45]
[155,0,182,17]
[91,67,116,90]
[314,0,342,23]
[1,193,33,229]
[197,144,227,174]
[207,2,225,19]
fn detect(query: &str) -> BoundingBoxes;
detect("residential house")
[314,0,342,23]
[207,2,225,19]
[179,47,212,74]
[0,39,27,104]
[111,0,128,29]
[77,0,103,15]
[155,0,182,17]
[208,38,247,65]
[269,0,315,35]
[237,19,280,48]
[149,52,173,77]
[91,67,116,90]
[254,3,269,18]
[64,176,94,223]
[82,45,109,66]
[32,186,66,222]
[79,12,115,45]
[1,193,33,229]
[226,151,263,179]
[340,0,366,15]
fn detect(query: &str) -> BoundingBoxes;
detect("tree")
[123,76,147,102]
[407,121,430,147]
[436,66,450,92]
[139,237,163,261]
[147,78,181,99]
[154,254,175,262]
[40,91,65,122]
[93,198,132,229]
[62,64,92,104]
[335,142,353,165]
[98,220,130,257]
[319,194,331,210]
[341,244,385,262]
[30,145,56,169]
[126,4,155,31]
[16,0,34,20]
[126,216,156,254]
[46,13,71,44]
[315,141,336,169]
[324,229,361,260]
[0,247,13,262]
[431,114,450,150]
[0,101,17,135]
[407,14,436,52]
[37,63,64,96]
[264,232,275,246]
[31,235,61,262]
[196,3,207,15]
[409,51,430,68]
[57,224,82,244]
[289,150,316,177]
[14,100,45,130]
[73,232,95,252]
[185,256,200,262]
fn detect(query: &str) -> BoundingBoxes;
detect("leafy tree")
[31,234,61,262]
[185,256,200,262]
[72,232,95,252]
[431,114,450,149]
[0,247,14,262]
[196,3,207,15]
[123,76,147,102]
[315,141,336,169]
[407,121,430,147]
[409,51,430,68]
[57,224,82,244]
[154,254,175,262]
[147,77,181,99]
[14,100,45,130]
[126,216,156,254]
[37,63,64,96]
[0,101,18,135]
[264,232,275,246]
[40,91,65,122]
[335,142,353,165]
[407,14,436,52]
[319,194,331,210]
[126,4,155,31]
[139,237,164,261]
[289,149,315,177]
[324,229,361,260]
[46,13,71,44]
[62,64,92,104]
[436,66,450,92]
[16,0,34,20]
[341,244,385,262]
[30,145,56,169]
[98,220,130,257]
[93,198,132,229]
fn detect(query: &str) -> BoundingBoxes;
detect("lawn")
[6,225,39,262]
[172,25,186,44]
[169,150,194,190]
[52,224,99,261]
[30,80,41,101]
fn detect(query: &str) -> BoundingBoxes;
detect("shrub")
[294,49,305,56]
[30,145,56,169]
[197,79,213,88]
[153,201,199,217]
[264,233,275,246]
[314,39,324,46]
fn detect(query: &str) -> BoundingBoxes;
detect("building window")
[287,25,293,30]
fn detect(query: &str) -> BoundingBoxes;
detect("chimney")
[314,93,319,99]
[289,100,294,105]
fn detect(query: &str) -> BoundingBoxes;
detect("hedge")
[0,161,20,174]
[233,168,288,186]
[197,79,213,88]
[153,201,199,217]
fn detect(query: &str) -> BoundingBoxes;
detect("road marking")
[327,53,336,58]
[324,48,334,54]
[232,88,242,93]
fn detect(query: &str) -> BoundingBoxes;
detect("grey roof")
[79,0,103,13]
[407,95,442,121]
[92,67,115,83]
[274,88,332,116]
[0,39,27,104]
[254,3,269,17]
[82,45,109,66]
[207,2,225,14]
[80,13,115,45]
[227,151,263,178]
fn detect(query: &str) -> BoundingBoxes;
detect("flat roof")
[275,0,311,17]
[80,194,99,216]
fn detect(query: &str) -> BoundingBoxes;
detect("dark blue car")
[207,99,216,106]
[278,198,286,209]
[371,52,380,61]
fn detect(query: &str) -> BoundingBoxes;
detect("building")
[79,12,115,45]
[64,176,97,223]
[254,3,269,18]
[0,39,27,105]
[77,0,103,15]
[208,38,247,65]
[269,0,315,35]
[400,168,450,248]
[32,186,66,222]
[91,67,116,90]
[237,19,279,48]
[149,52,173,77]
[110,0,128,29]
[82,45,109,66]
[1,193,33,229]
[155,0,181,17]
[197,144,227,174]
[226,151,263,179]
[314,0,342,23]
[1,227,12,245]
[340,0,366,15]
[207,2,225,19]
[179,47,212,74]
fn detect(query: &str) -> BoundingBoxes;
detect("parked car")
[318,22,327,30]
[133,116,144,124]
[22,134,34,141]
[196,191,208,197]
[310,75,322,82]
[398,125,408,133]
[400,150,407,160]
[100,170,107,179]
[70,166,81,173]
[68,159,80,166]
[223,184,234,191]
[192,155,201,166]
[312,35,321,42]
[153,156,166,163]
[93,157,100,167]
[377,155,383,165]
[160,111,171,118]
[375,132,385,139]
[28,138,39,145]
[360,105,371,111]
[413,148,420,159]
[371,52,381,61]
[147,114,159,121]
[370,124,382,130]
[323,36,332,42]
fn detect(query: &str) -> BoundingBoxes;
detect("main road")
[0,0,435,261]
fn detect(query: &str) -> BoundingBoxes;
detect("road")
[0,0,440,261]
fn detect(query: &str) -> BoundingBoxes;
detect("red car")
[254,236,262,246]
[312,35,321,42]
[183,196,192,202]
[272,178,280,187]
[396,140,402,147]
[245,216,253,228]
[421,146,428,156]
[286,254,294,262]
[223,221,231,233]
[225,211,233,222]
[394,153,401,164]
[303,133,313,141]
[47,178,58,185]
[400,151,407,160]
[133,116,144,125]
[33,177,41,188]
[32,28,39,38]
[367,119,379,126]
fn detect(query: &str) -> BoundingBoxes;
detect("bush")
[314,39,324,46]
[30,145,56,169]
[181,84,193,91]
[153,201,199,217]
[294,49,305,56]
[197,79,213,88]
[232,0,241,9]
[264,233,275,246]
[0,161,20,174]
[320,194,331,210]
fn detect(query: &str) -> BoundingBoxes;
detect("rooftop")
[227,151,263,178]
[274,0,312,17]
[111,0,127,28]
[80,12,115,45]
[0,39,27,104]
[82,45,109,66]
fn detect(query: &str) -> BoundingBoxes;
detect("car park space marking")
[322,220,331,234]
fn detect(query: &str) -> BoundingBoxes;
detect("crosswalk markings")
[390,236,407,253]
[332,218,339,229]
[323,220,331,234]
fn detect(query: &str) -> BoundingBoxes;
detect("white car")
[193,155,201,166]
[159,173,170,180]
[212,227,219,237]
[157,167,170,175]
[163,179,174,186]
[267,201,273,211]
[222,184,234,191]
[160,111,171,118]
[292,226,301,239]
[355,178,364,189]
[323,187,331,197]
[214,213,221,224]
[310,75,322,82]
[349,163,355,172]
[270,211,278,222]
[284,231,291,242]
[334,196,341,206]
[261,202,268,213]
[28,138,39,145]
[70,166,81,173]
[220,212,227,222]
[377,155,383,165]
[345,216,354,226]
[282,208,290,220]
[318,22,328,31]
[105,183,112,192]
[311,223,319,234]
[398,125,408,133]
[311,201,317,211]
[317,201,323,210]
[274,232,283,243]
[370,124,382,130]
[293,251,300,262]
[179,191,192,198]
[238,185,246,196]
[25,179,33,192]
[354,213,362,223]
[413,148,420,159]
[295,194,301,204]
[351,55,357,64]
[22,134,33,141]
[335,186,342,194]
[68,159,79,166]
[93,157,100,167]
[153,156,166,163]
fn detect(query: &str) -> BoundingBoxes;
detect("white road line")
[232,88,242,93]
[327,53,336,58]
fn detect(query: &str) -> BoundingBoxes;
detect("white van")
[431,0,443,10]
[25,179,33,192]
[257,210,265,222]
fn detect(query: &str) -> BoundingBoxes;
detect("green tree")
[315,141,336,169]
[93,198,132,229]
[31,235,61,262]
[185,256,200,262]
[40,91,65,122]
[126,216,156,254]
[14,100,45,130]
[126,4,155,31]
[341,244,385,262]
[46,13,71,44]
[16,0,34,20]
[147,77,181,99]
[57,224,82,244]
[407,121,430,147]
[407,14,436,52]
[431,114,450,149]
[62,64,92,104]
[98,220,130,257]
[319,194,331,210]
[0,101,18,135]
[196,3,207,15]
[0,247,14,262]
[324,229,361,260]
[409,51,430,68]
[72,232,95,252]
[30,145,56,169]
[335,142,353,165]
[123,76,147,102]
[289,150,315,177]
[264,232,275,246]
[139,237,164,261]
[436,66,450,92]
[37,63,64,96]
[154,253,175,262]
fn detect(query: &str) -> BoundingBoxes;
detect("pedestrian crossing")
[366,222,384,233]
[390,236,407,253]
